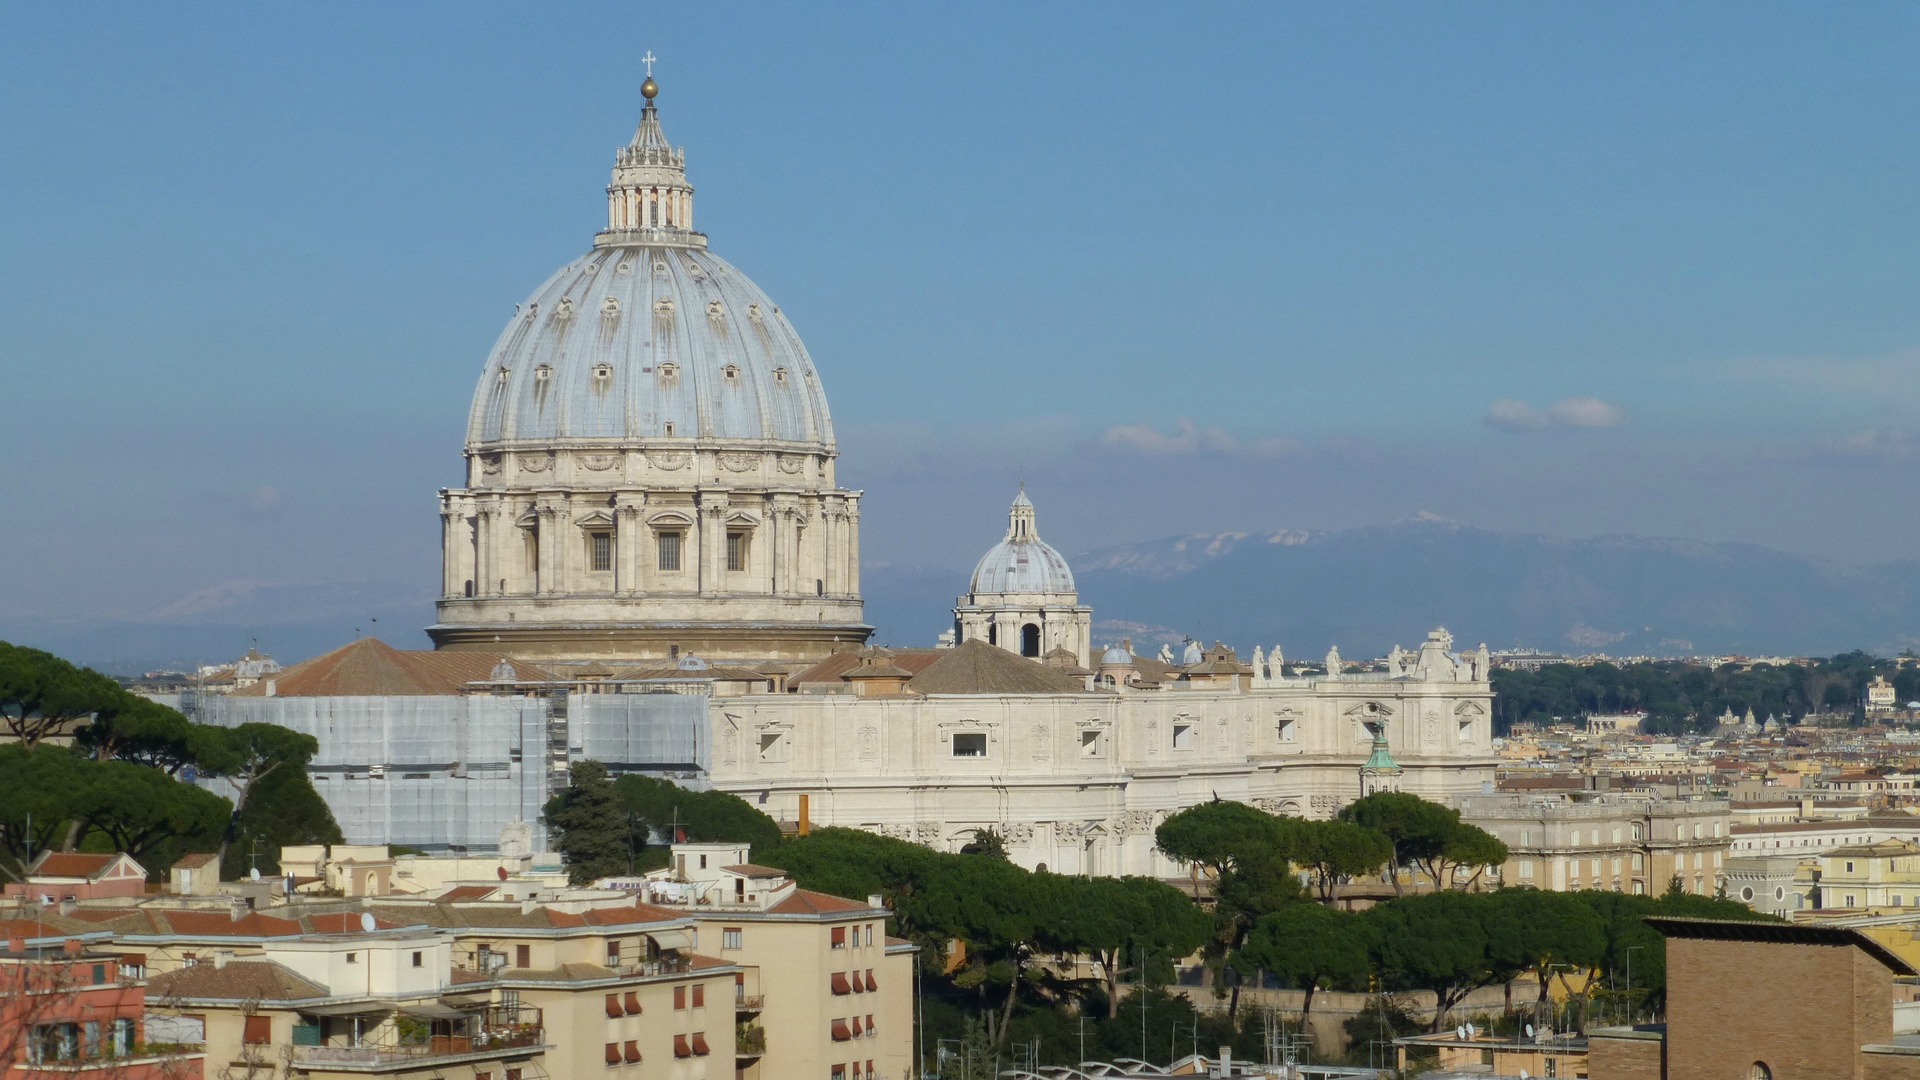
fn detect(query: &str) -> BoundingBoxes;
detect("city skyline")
[4,3,1919,627]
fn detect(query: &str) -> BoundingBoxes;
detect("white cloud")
[1100,418,1298,459]
[1484,397,1625,433]
[1816,428,1918,465]
[1547,397,1626,429]
[1483,399,1549,432]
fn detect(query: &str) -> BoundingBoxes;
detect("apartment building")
[1817,840,1920,911]
[1,925,204,1080]
[1455,792,1731,895]
[635,843,917,1080]
[16,849,913,1080]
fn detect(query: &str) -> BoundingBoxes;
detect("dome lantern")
[598,64,699,249]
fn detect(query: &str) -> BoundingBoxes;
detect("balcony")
[288,1009,544,1072]
[734,993,764,1013]
[735,1024,766,1058]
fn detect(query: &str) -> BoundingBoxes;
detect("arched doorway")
[1021,623,1040,657]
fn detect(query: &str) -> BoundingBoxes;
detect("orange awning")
[604,994,622,1019]
[674,1035,692,1059]
[831,1019,852,1042]
[604,1043,621,1065]
[623,1041,640,1063]
[691,1032,710,1056]
[623,991,641,1015]
[865,970,878,992]
[830,971,851,995]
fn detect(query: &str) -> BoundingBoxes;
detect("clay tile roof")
[437,885,499,902]
[767,889,875,916]
[147,960,329,1002]
[156,910,305,937]
[687,953,731,969]
[30,853,121,879]
[514,962,618,981]
[722,864,786,877]
[229,638,556,697]
[790,650,945,687]
[906,639,1086,696]
[171,854,218,870]
[1126,653,1179,681]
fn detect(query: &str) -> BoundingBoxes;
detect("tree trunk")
[995,962,1020,1049]
[1104,950,1123,1020]
[1302,981,1317,1023]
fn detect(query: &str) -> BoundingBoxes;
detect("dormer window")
[658,362,679,379]
[773,367,788,384]
[723,364,740,381]
[533,365,552,382]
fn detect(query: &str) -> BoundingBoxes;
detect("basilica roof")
[463,85,834,453]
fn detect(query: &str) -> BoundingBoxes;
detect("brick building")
[1,924,204,1080]
[1589,917,1920,1080]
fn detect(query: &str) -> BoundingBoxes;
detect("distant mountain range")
[867,515,1920,660]
[9,516,1917,674]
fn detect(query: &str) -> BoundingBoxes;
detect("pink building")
[3,854,149,903]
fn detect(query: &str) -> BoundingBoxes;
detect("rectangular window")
[590,532,613,572]
[831,926,847,949]
[865,925,874,947]
[692,984,704,1008]
[758,731,788,763]
[722,928,743,950]
[675,985,687,1010]
[411,951,423,968]
[658,531,683,572]
[726,531,747,572]
[345,953,358,965]
[1081,730,1104,757]
[1172,723,1194,750]
[516,944,531,968]
[951,733,986,758]
[243,1015,272,1046]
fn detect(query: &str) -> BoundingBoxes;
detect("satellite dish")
[497,866,509,882]
[250,867,261,881]
[1525,1024,1535,1037]
[1466,1023,1477,1038]
[1455,1026,1467,1040]
[1520,1071,1529,1080]
[359,912,377,932]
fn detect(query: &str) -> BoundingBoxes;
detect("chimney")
[868,894,883,910]
[264,679,276,697]
[6,936,25,955]
[63,938,83,956]
[230,898,248,922]
[212,950,231,970]
[797,793,811,837]
[58,898,76,916]
[1216,1046,1231,1077]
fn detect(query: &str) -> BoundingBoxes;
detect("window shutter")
[604,994,621,1018]
[604,1043,621,1066]
[243,1016,272,1045]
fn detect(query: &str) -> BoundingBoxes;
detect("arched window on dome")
[1021,624,1041,658]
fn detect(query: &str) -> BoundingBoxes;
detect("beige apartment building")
[1455,792,1732,895]
[1817,839,1920,910]
[27,846,912,1080]
[633,843,917,1080]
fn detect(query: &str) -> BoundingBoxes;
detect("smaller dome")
[968,490,1076,596]
[1100,644,1132,666]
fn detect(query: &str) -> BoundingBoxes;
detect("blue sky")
[3,2,1919,621]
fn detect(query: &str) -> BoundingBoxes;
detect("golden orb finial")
[641,75,658,101]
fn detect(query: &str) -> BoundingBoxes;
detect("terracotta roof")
[767,889,876,916]
[366,899,681,932]
[171,854,218,870]
[148,960,329,1002]
[790,650,945,687]
[437,885,500,902]
[721,864,786,877]
[29,853,123,880]
[229,638,556,697]
[907,640,1088,695]
[609,663,770,683]
[509,961,619,981]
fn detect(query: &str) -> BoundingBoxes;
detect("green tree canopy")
[1364,890,1496,1029]
[0,642,124,748]
[1236,902,1374,1021]
[1282,818,1393,901]
[545,761,630,884]
[612,774,783,855]
[1051,875,1211,1018]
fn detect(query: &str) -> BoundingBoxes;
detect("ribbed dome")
[466,245,833,449]
[968,490,1077,596]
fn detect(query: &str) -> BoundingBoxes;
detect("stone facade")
[709,655,1497,875]
[1455,792,1732,895]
